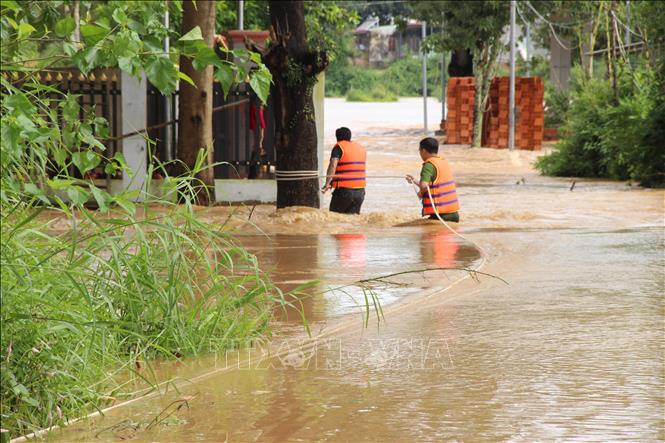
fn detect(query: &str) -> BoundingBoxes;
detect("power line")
[522,1,573,51]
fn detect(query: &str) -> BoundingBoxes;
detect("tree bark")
[262,0,327,209]
[177,0,216,204]
[472,42,500,148]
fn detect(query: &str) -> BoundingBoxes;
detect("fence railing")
[7,69,275,182]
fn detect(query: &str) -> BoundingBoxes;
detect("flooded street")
[49,99,664,442]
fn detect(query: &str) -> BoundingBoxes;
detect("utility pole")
[441,13,447,126]
[441,51,447,120]
[525,22,531,77]
[164,4,172,161]
[625,0,631,46]
[238,0,244,30]
[509,0,516,150]
[422,21,428,133]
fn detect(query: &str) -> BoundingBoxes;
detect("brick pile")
[482,76,544,150]
[445,77,475,145]
[445,76,545,150]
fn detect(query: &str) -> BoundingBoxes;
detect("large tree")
[253,1,328,208]
[411,1,509,148]
[177,0,216,204]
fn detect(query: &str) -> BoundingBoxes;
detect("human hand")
[405,174,415,184]
[321,184,332,194]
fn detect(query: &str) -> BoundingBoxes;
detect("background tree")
[177,0,216,204]
[410,0,510,148]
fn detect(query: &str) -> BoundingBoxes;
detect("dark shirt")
[331,144,342,159]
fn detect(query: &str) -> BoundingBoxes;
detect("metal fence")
[146,81,275,179]
[5,68,122,181]
[8,69,274,181]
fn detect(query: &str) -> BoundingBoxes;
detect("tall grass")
[0,170,288,437]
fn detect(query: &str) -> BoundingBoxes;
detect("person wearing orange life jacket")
[321,127,367,214]
[405,137,460,222]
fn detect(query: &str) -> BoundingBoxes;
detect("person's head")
[335,127,352,142]
[418,137,439,160]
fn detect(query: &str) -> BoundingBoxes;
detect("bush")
[536,65,665,187]
[346,86,398,102]
[326,55,443,99]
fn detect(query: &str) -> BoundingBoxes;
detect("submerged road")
[49,99,664,442]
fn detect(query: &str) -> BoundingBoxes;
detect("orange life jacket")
[333,140,366,189]
[422,156,460,217]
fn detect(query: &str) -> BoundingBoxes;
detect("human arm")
[322,145,342,193]
[322,158,339,193]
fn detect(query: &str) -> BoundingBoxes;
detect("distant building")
[353,18,426,68]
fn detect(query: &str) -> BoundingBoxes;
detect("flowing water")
[47,99,664,442]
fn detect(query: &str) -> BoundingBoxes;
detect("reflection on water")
[237,230,479,322]
[46,100,664,442]
[51,228,664,442]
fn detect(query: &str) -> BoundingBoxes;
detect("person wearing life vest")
[321,127,367,214]
[405,137,460,222]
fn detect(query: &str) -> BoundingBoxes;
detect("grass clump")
[346,86,398,102]
[0,194,284,437]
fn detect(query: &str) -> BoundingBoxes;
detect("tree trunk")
[448,49,473,77]
[72,0,80,42]
[263,0,327,209]
[472,43,500,148]
[177,0,216,204]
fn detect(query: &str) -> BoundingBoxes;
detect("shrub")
[346,86,398,102]
[537,65,665,187]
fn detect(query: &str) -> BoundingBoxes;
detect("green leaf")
[104,162,117,176]
[90,186,110,212]
[249,68,272,104]
[47,178,75,190]
[114,195,135,215]
[53,147,68,167]
[214,65,235,98]
[67,186,90,206]
[61,94,79,121]
[71,150,101,175]
[73,46,99,74]
[80,24,107,46]
[117,56,138,76]
[177,71,196,87]
[3,93,34,114]
[111,8,128,26]
[192,47,221,71]
[179,26,203,41]
[146,56,177,95]
[17,22,36,39]
[54,16,76,38]
[63,41,78,56]
[24,183,41,195]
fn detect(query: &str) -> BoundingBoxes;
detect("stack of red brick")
[482,77,544,150]
[445,76,544,150]
[444,77,475,145]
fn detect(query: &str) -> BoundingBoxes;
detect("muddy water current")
[48,100,664,442]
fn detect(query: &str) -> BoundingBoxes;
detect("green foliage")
[304,0,360,62]
[346,86,397,102]
[1,187,282,437]
[410,0,509,54]
[326,55,443,99]
[0,1,277,437]
[537,66,665,187]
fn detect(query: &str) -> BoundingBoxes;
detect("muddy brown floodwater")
[47,99,664,442]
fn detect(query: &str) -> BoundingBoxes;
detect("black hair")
[419,137,439,154]
[335,127,352,141]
